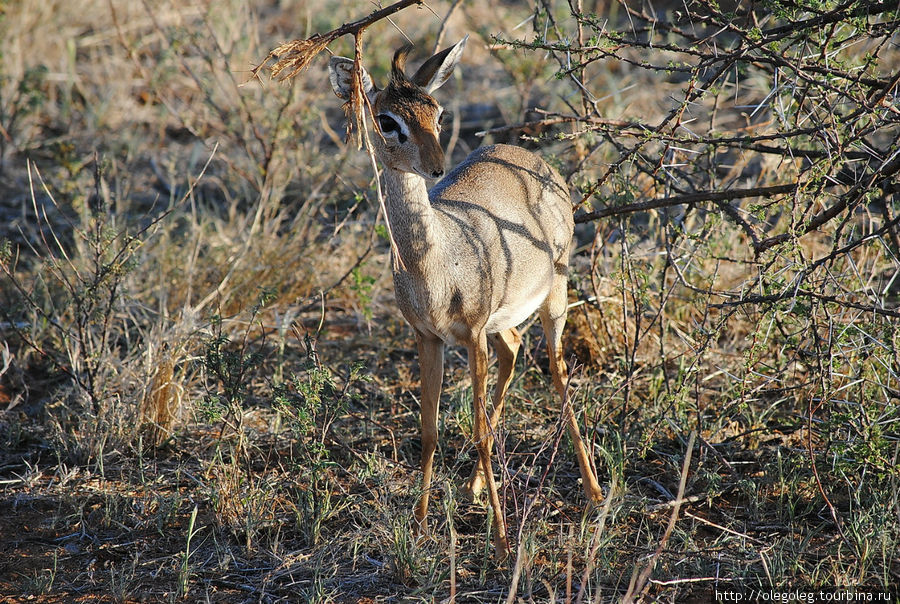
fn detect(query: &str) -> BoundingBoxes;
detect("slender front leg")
[541,277,605,503]
[467,330,509,558]
[465,327,521,498]
[414,331,445,533]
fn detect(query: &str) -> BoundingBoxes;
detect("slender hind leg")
[467,330,509,558]
[541,275,604,503]
[464,327,521,498]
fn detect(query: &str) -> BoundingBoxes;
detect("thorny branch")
[498,0,900,267]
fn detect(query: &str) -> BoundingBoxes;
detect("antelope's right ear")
[328,56,376,99]
[411,35,467,94]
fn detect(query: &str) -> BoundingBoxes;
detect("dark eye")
[377,114,407,143]
[438,110,452,127]
[378,114,399,133]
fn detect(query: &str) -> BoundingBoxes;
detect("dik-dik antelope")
[328,37,603,557]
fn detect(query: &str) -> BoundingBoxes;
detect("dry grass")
[1,0,898,602]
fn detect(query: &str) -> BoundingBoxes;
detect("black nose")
[431,169,444,178]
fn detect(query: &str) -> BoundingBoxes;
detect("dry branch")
[249,0,423,82]
[711,290,900,320]
[623,431,697,603]
[574,183,796,223]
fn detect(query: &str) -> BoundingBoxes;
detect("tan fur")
[329,40,604,559]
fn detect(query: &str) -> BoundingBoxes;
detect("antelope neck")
[381,167,444,274]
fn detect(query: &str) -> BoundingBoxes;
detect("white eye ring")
[376,111,409,143]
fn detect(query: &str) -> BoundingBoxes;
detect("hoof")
[461,468,486,501]
[583,482,606,505]
[414,505,429,535]
[493,537,510,563]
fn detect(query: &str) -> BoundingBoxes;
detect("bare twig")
[249,0,424,82]
[711,289,900,319]
[432,0,463,54]
[574,183,796,224]
[476,114,632,138]
[622,431,696,604]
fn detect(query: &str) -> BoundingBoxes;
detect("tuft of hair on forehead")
[390,44,414,85]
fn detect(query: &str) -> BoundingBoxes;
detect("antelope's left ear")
[410,35,468,94]
[328,56,376,100]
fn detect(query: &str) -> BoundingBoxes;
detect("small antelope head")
[329,37,467,179]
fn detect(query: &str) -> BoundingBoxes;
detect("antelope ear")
[328,56,376,99]
[410,35,468,94]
